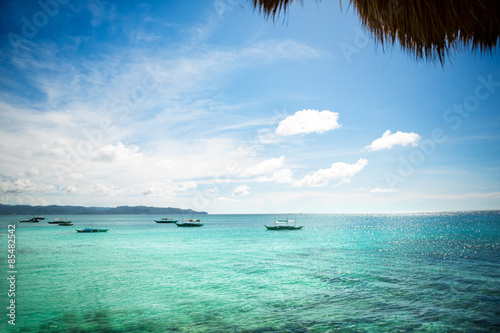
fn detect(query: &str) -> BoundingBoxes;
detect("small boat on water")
[48,218,72,224]
[19,217,41,223]
[265,219,303,230]
[76,222,108,233]
[155,217,179,223]
[76,228,109,233]
[176,219,203,227]
[19,216,45,223]
[58,221,73,226]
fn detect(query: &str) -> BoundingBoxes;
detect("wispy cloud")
[241,156,285,176]
[0,30,322,204]
[370,187,398,193]
[292,158,368,187]
[255,168,294,184]
[419,192,500,200]
[213,196,239,203]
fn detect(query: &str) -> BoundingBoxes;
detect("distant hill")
[0,204,207,215]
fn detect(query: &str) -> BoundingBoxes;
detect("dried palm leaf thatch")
[252,0,500,64]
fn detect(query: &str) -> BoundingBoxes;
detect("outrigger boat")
[176,219,203,227]
[19,216,45,223]
[58,221,73,226]
[76,222,108,233]
[265,219,303,230]
[48,218,72,224]
[155,217,179,223]
[76,228,108,233]
[19,217,42,223]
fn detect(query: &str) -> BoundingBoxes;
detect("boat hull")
[265,225,303,230]
[76,228,109,233]
[19,218,41,223]
[48,219,72,224]
[155,220,178,223]
[175,223,203,227]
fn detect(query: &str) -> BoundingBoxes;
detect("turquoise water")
[1,212,499,332]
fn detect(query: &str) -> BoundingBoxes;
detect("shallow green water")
[1,212,499,332]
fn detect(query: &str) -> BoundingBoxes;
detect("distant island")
[0,204,207,215]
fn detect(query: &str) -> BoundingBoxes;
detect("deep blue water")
[1,212,499,332]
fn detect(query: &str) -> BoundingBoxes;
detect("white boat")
[176,219,203,227]
[155,217,179,223]
[265,219,303,230]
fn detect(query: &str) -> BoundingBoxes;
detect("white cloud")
[178,181,197,191]
[18,167,39,178]
[232,185,250,197]
[292,158,368,187]
[63,186,78,194]
[92,142,141,163]
[0,178,37,194]
[142,182,176,197]
[0,178,56,194]
[275,109,341,136]
[365,130,421,151]
[92,183,126,196]
[242,156,285,176]
[370,187,398,193]
[255,168,294,184]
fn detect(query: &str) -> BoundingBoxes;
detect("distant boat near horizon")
[58,221,73,226]
[48,218,72,224]
[155,217,179,223]
[19,216,45,223]
[76,228,109,233]
[76,222,109,233]
[265,219,303,230]
[176,219,203,227]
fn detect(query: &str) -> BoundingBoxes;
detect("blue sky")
[0,0,499,213]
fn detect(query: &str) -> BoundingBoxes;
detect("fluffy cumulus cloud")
[275,109,341,136]
[232,185,250,197]
[0,178,56,194]
[293,158,368,187]
[92,142,142,163]
[365,130,421,151]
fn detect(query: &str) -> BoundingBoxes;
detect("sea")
[1,212,499,332]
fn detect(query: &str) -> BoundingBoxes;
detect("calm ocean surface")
[1,212,499,332]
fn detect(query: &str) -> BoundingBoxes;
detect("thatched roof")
[252,0,500,64]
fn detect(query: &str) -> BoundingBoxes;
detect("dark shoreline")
[0,204,207,215]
